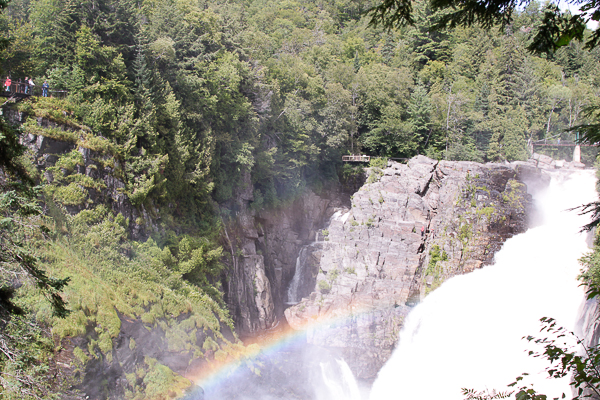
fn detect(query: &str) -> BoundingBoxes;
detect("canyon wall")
[262,156,550,379]
[7,109,159,240]
[223,174,354,337]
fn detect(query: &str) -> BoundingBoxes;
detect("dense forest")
[2,0,600,207]
[0,0,599,398]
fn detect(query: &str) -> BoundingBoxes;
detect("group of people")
[4,76,50,97]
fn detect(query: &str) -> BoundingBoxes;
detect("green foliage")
[21,120,79,143]
[462,388,512,400]
[501,180,525,209]
[425,244,448,290]
[339,163,365,182]
[369,157,389,169]
[367,168,385,184]
[21,205,234,384]
[54,150,84,172]
[45,181,87,206]
[0,315,69,399]
[458,223,472,244]
[317,280,331,293]
[578,235,600,299]
[517,318,600,400]
[477,206,496,219]
[0,120,70,319]
[3,0,596,217]
[367,0,599,53]
[139,357,190,400]
[18,97,82,129]
[428,245,448,268]
[329,268,340,282]
[0,109,71,397]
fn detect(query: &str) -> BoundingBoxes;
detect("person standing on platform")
[4,76,10,92]
[42,80,49,97]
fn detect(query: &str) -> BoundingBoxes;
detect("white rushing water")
[370,170,598,400]
[318,359,363,400]
[289,211,351,304]
[287,246,310,304]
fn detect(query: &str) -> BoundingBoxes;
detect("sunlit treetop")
[367,0,600,53]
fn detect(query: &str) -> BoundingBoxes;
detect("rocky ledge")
[284,156,551,379]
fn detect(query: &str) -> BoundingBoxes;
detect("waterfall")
[288,210,348,305]
[287,246,311,304]
[370,170,597,400]
[318,358,362,400]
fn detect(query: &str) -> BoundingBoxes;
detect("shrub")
[317,280,331,293]
[369,157,388,169]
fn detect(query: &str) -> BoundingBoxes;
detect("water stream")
[287,245,312,304]
[370,170,597,400]
[287,210,348,305]
[318,358,363,400]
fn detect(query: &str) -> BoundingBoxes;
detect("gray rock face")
[283,156,543,379]
[577,297,600,348]
[224,188,350,337]
[531,152,586,170]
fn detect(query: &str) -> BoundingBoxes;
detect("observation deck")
[0,82,68,101]
[342,155,370,162]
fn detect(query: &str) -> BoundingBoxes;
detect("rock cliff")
[223,178,352,337]
[6,108,159,240]
[280,156,547,379]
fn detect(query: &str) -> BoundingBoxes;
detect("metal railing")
[532,141,595,147]
[342,155,371,162]
[1,81,68,99]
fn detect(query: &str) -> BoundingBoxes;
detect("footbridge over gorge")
[530,139,594,163]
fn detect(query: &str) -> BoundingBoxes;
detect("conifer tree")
[408,80,433,151]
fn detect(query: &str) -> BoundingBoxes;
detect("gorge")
[2,0,600,397]
[4,108,599,398]
[196,154,598,399]
[225,155,539,374]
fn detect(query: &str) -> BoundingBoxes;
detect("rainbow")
[182,304,394,396]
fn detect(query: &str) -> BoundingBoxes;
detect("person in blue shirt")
[42,81,49,97]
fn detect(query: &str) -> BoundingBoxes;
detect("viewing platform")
[342,155,370,162]
[0,82,68,100]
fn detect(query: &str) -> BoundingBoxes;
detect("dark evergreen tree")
[408,80,433,152]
